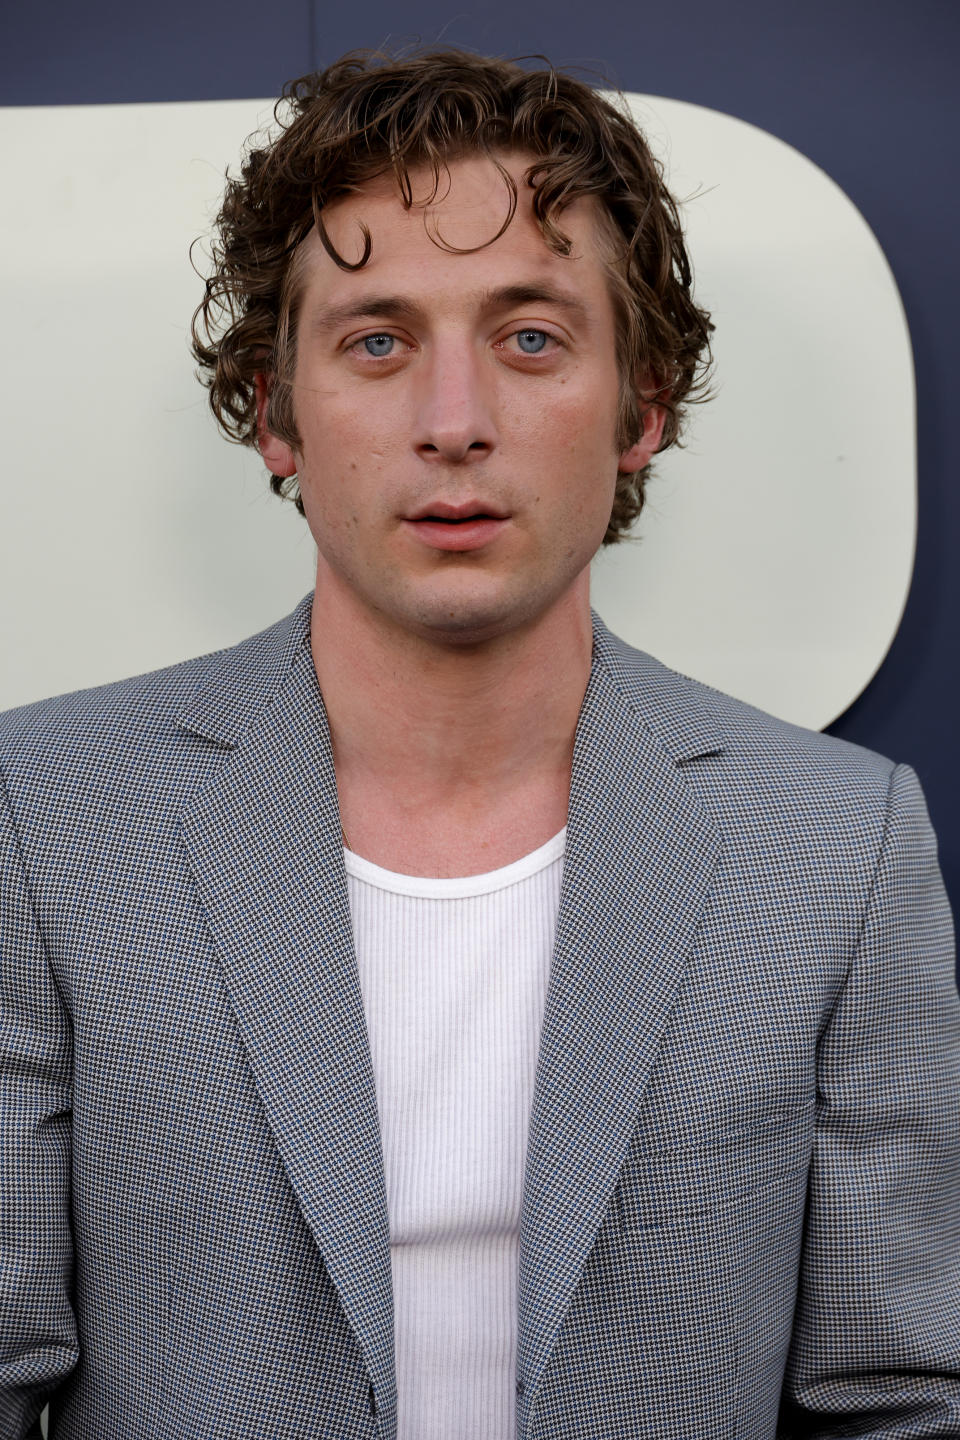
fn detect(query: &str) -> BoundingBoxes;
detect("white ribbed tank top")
[345,828,566,1440]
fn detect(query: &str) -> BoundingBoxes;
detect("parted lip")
[405,500,510,522]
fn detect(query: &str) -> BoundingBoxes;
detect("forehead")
[294,151,617,303]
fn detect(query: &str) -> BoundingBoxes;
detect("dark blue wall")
[5,1,959,945]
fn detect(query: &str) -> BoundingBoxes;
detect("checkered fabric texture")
[1,594,958,1439]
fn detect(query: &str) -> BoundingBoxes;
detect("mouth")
[406,501,510,523]
[403,503,510,552]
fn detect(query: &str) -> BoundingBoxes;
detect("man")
[1,47,958,1440]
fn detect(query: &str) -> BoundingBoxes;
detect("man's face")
[258,152,663,646]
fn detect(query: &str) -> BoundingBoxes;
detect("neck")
[309,568,593,872]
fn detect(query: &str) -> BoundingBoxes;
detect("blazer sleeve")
[0,766,78,1440]
[780,762,960,1438]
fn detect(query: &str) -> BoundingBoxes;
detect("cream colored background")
[0,94,914,728]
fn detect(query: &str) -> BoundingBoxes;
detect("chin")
[400,581,560,648]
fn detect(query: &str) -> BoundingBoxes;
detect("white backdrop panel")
[0,95,914,727]
[592,95,915,729]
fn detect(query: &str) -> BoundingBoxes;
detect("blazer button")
[368,1381,377,1416]
[516,1380,525,1397]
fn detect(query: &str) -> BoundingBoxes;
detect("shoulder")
[592,618,902,828]
[594,628,940,923]
[0,596,312,793]
[0,648,212,756]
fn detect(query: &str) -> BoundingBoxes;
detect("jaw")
[308,492,600,653]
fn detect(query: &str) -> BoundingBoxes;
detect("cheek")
[297,370,399,442]
[516,371,620,455]
[297,397,394,492]
[542,400,620,501]
[557,431,620,540]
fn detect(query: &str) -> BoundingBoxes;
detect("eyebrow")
[307,283,591,335]
[484,283,591,325]
[309,295,422,334]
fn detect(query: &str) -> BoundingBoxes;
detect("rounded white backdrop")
[0,94,914,726]
[591,95,915,729]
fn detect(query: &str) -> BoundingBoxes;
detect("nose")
[412,342,498,464]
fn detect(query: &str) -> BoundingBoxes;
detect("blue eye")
[515,329,548,354]
[363,334,395,357]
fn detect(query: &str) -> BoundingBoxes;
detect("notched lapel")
[179,640,396,1428]
[518,656,723,1427]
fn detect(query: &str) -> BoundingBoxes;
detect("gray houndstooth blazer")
[1,594,959,1439]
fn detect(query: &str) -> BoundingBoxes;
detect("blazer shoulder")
[593,619,901,805]
[0,596,311,766]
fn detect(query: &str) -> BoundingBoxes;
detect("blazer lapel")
[517,624,724,1430]
[177,609,395,1429]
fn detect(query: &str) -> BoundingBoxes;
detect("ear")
[618,398,668,474]
[254,372,298,478]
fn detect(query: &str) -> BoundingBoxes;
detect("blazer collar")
[174,594,725,765]
[589,610,724,763]
[173,592,315,749]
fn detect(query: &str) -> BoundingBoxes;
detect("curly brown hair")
[192,47,713,543]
